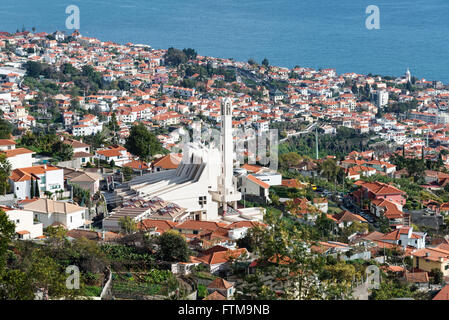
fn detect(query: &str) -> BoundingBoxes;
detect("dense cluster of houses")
[4,29,449,300]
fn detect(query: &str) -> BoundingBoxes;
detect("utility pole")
[315,126,319,160]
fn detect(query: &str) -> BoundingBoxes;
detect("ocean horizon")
[2,0,449,83]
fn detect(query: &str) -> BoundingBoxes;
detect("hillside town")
[3,29,449,300]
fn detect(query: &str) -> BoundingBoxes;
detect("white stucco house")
[2,206,43,239]
[21,198,89,230]
[0,139,34,170]
[379,226,426,249]
[10,165,64,200]
[95,145,131,167]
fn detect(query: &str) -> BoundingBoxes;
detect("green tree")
[158,230,189,262]
[0,154,12,195]
[118,216,137,234]
[370,278,412,300]
[279,152,301,169]
[24,61,42,78]
[0,209,15,272]
[430,268,443,285]
[0,119,12,139]
[0,269,34,300]
[248,58,257,66]
[51,141,73,161]
[125,123,163,160]
[27,250,78,299]
[315,212,335,238]
[107,112,120,144]
[164,47,187,66]
[261,58,269,67]
[34,179,40,198]
[197,284,208,298]
[321,158,339,181]
[320,262,358,284]
[45,225,67,241]
[182,48,197,60]
[122,166,134,181]
[235,210,352,300]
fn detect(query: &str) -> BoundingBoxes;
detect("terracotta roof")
[332,210,367,223]
[152,154,182,170]
[175,220,227,232]
[96,148,122,157]
[66,229,120,241]
[356,180,405,195]
[435,243,449,251]
[207,278,233,290]
[196,248,247,265]
[137,219,177,233]
[241,163,263,173]
[1,147,34,157]
[383,265,405,273]
[281,179,305,189]
[73,151,93,158]
[10,165,61,182]
[411,247,449,262]
[0,139,16,146]
[203,291,226,300]
[123,159,149,170]
[404,271,429,283]
[63,138,90,149]
[371,199,403,219]
[246,174,270,189]
[433,284,449,300]
[363,231,385,241]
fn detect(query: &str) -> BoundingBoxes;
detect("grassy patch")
[83,285,102,297]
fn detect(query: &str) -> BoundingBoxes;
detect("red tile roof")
[123,159,149,170]
[203,291,226,300]
[246,175,270,189]
[207,278,233,290]
[1,147,34,157]
[196,248,247,265]
[137,219,177,233]
[10,165,61,182]
[433,284,449,300]
[0,139,16,146]
[152,154,182,170]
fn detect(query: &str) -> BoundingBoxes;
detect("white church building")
[113,98,264,223]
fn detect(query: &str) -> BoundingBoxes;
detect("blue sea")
[2,0,449,83]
